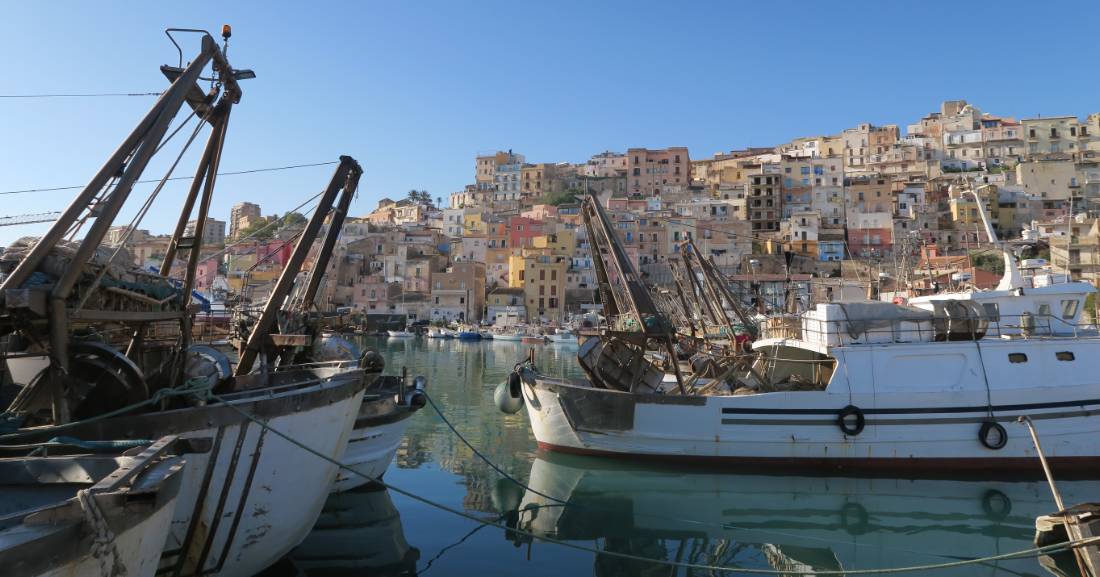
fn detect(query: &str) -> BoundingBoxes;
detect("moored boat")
[545,328,578,345]
[504,189,1100,473]
[386,330,415,338]
[332,373,426,493]
[0,436,190,577]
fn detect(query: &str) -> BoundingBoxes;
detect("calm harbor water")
[263,336,1094,576]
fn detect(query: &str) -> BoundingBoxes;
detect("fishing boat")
[332,366,427,493]
[456,326,482,340]
[479,328,495,340]
[503,190,1100,472]
[0,31,372,576]
[508,452,1100,576]
[545,328,578,345]
[492,327,525,341]
[520,328,546,344]
[386,329,415,338]
[426,326,455,339]
[0,436,190,577]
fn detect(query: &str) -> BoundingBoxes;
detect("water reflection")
[502,452,1092,576]
[275,338,1090,576]
[263,486,418,576]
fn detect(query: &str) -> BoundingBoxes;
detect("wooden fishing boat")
[0,436,191,577]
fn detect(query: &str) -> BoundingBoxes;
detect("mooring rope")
[77,488,128,576]
[203,389,1100,575]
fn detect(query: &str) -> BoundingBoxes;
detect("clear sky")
[2,1,1098,246]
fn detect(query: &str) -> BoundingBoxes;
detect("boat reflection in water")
[502,452,1094,576]
[261,486,419,577]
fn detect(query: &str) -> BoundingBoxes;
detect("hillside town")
[104,99,1100,328]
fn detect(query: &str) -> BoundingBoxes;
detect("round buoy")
[979,420,1007,450]
[837,405,865,436]
[495,377,524,414]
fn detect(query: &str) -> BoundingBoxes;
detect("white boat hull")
[387,331,415,338]
[24,368,366,576]
[521,368,1100,472]
[332,409,416,493]
[31,495,178,577]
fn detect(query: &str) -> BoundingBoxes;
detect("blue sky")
[1,1,1098,246]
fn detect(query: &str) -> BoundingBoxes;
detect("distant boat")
[493,328,524,341]
[546,328,578,345]
[521,333,545,344]
[478,328,495,340]
[456,329,482,340]
[426,326,453,339]
[387,330,415,338]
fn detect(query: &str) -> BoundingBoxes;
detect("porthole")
[1056,351,1075,362]
[1008,353,1028,364]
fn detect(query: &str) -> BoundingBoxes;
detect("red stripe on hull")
[536,441,1100,479]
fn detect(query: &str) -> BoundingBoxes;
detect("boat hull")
[521,372,1100,474]
[1,443,186,577]
[332,398,419,493]
[17,367,366,577]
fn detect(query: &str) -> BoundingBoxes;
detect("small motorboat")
[546,328,579,345]
[387,329,415,338]
[478,329,495,340]
[521,333,546,344]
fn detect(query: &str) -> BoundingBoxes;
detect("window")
[1038,303,1052,318]
[981,302,1000,322]
[1056,351,1076,362]
[1009,353,1028,364]
[1061,299,1080,319]
[551,270,557,281]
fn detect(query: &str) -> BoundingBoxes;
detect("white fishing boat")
[386,329,416,338]
[509,452,1100,576]
[545,328,578,345]
[0,436,189,577]
[332,374,426,493]
[10,363,367,576]
[492,328,525,342]
[504,189,1100,473]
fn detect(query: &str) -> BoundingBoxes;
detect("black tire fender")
[837,405,865,436]
[979,420,1007,450]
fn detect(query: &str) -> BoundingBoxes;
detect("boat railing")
[761,312,1092,346]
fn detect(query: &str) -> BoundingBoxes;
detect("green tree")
[282,211,307,226]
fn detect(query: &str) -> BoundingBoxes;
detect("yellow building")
[521,252,568,323]
[462,212,489,235]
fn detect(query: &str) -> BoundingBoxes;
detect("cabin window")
[1037,303,1051,318]
[1061,300,1080,320]
[1008,353,1028,364]
[1056,351,1076,362]
[981,302,1000,322]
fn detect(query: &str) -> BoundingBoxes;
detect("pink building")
[508,216,545,248]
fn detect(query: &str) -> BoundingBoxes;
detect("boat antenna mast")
[966,181,1022,291]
